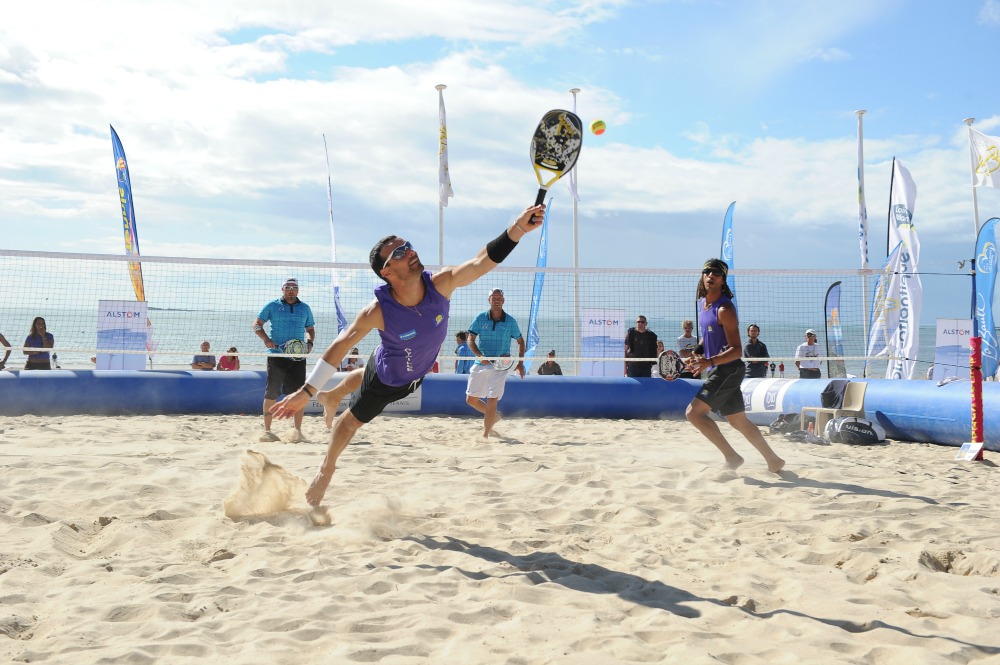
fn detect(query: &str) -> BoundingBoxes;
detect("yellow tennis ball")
[591,119,606,135]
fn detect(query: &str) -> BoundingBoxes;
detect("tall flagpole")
[856,110,870,354]
[436,84,450,266]
[964,118,982,237]
[569,87,581,372]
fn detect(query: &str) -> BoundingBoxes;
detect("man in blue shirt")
[253,278,316,442]
[454,331,475,374]
[466,288,525,439]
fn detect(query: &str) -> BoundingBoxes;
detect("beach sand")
[2,413,999,664]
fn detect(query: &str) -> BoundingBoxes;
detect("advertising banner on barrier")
[931,319,972,383]
[581,308,625,376]
[96,300,148,370]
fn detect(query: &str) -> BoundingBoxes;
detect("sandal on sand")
[258,431,280,442]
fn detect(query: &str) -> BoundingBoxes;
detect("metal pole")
[964,118,982,238]
[570,87,581,374]
[856,110,870,370]
[436,84,447,266]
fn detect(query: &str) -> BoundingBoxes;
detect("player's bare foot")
[287,429,305,444]
[767,457,786,473]
[723,455,745,470]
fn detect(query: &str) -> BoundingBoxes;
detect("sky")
[2,0,1000,323]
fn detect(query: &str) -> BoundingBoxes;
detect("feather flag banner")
[110,126,145,303]
[523,201,552,374]
[974,217,999,379]
[720,202,736,301]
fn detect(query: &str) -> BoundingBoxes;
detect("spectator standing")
[625,315,657,378]
[676,319,698,379]
[795,329,822,379]
[743,324,770,378]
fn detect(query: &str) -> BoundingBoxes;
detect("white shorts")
[466,362,509,400]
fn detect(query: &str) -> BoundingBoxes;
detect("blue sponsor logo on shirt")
[400,329,417,341]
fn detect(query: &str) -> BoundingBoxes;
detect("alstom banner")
[581,308,625,377]
[96,300,148,370]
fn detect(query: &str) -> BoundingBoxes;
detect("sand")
[2,413,999,664]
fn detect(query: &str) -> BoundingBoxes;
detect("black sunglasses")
[702,268,724,277]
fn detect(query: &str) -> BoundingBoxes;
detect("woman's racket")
[492,356,517,371]
[530,109,583,208]
[658,350,684,381]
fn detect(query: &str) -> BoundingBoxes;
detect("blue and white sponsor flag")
[880,159,922,379]
[825,281,847,378]
[975,217,999,378]
[522,201,552,374]
[720,201,736,301]
[865,243,901,375]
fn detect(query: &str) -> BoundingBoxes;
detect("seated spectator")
[340,347,365,372]
[0,330,12,370]
[650,340,666,378]
[24,317,54,370]
[191,340,217,370]
[454,331,475,374]
[218,347,241,371]
[537,349,563,375]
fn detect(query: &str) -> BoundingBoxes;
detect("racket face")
[658,350,684,380]
[282,339,308,358]
[492,357,517,371]
[530,110,583,181]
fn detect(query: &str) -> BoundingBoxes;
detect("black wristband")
[486,229,518,263]
[302,384,315,397]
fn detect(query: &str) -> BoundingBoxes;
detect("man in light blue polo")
[466,288,525,439]
[253,278,316,442]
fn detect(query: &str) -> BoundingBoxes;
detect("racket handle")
[533,187,547,209]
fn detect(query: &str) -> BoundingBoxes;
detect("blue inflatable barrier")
[0,371,996,450]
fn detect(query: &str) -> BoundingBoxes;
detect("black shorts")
[799,368,822,379]
[24,360,51,370]
[349,360,423,424]
[746,363,768,379]
[265,356,306,400]
[694,360,746,417]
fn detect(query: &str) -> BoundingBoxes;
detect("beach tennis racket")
[530,109,583,208]
[658,350,684,381]
[281,339,308,359]
[492,356,517,371]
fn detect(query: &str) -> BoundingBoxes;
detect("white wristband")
[306,358,337,390]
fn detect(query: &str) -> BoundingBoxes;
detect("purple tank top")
[699,295,734,360]
[374,271,450,386]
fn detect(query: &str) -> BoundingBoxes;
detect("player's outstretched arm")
[432,205,544,299]
[270,301,382,420]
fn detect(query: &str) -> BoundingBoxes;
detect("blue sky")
[2,0,1000,322]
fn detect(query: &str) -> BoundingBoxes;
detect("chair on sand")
[800,381,867,434]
